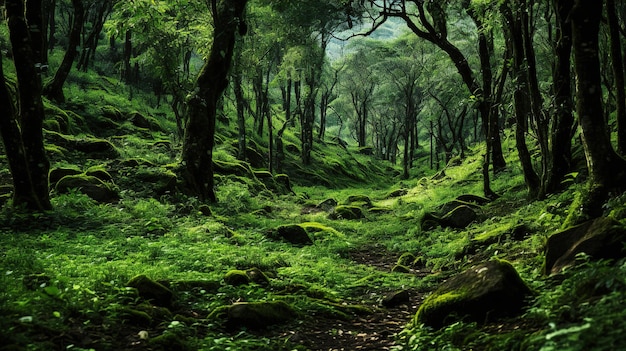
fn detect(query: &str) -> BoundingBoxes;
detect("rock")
[49,167,82,188]
[316,198,338,212]
[344,195,372,207]
[397,253,417,267]
[55,175,120,203]
[223,270,250,286]
[71,138,120,159]
[382,290,410,308]
[149,332,189,351]
[386,189,408,198]
[85,167,113,182]
[226,301,296,329]
[544,217,626,275]
[391,265,411,273]
[438,200,479,216]
[274,174,294,194]
[275,224,313,246]
[246,267,270,286]
[440,205,477,229]
[330,205,365,220]
[127,275,173,307]
[415,260,533,329]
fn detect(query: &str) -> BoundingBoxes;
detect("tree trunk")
[44,0,83,102]
[571,0,626,215]
[122,30,132,83]
[233,41,247,161]
[3,0,52,211]
[545,0,575,194]
[607,0,626,155]
[26,0,45,65]
[180,0,248,202]
[502,2,542,199]
[77,1,110,71]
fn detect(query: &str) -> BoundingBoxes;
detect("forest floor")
[2,70,626,351]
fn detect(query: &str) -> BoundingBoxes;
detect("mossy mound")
[415,260,532,329]
[126,275,173,307]
[223,270,250,286]
[225,301,296,329]
[149,332,190,351]
[273,224,313,246]
[330,205,365,220]
[55,174,120,203]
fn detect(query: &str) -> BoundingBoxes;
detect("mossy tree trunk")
[571,0,626,215]
[180,0,247,202]
[607,0,626,155]
[0,0,52,211]
[43,0,84,102]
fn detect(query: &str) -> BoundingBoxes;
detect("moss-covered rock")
[330,205,365,220]
[440,205,477,229]
[55,174,120,203]
[343,194,373,207]
[226,301,296,329]
[126,275,173,307]
[391,265,411,273]
[544,217,626,275]
[223,270,250,286]
[274,224,313,246]
[149,332,189,351]
[397,253,417,267]
[49,167,82,188]
[316,198,338,212]
[246,267,270,286]
[416,260,532,329]
[85,166,113,182]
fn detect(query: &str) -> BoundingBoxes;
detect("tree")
[571,0,626,216]
[0,0,52,211]
[43,0,84,102]
[180,0,248,202]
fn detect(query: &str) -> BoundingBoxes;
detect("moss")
[392,264,411,273]
[397,253,417,266]
[149,332,189,351]
[226,301,296,329]
[126,275,173,307]
[331,205,365,220]
[223,270,250,286]
[119,307,153,326]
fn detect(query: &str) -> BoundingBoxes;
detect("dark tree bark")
[47,0,56,52]
[43,0,84,102]
[180,0,248,202]
[1,0,52,211]
[122,30,132,83]
[607,0,626,155]
[545,0,575,194]
[571,0,626,216]
[502,2,542,199]
[233,39,247,162]
[77,1,111,71]
[26,0,45,65]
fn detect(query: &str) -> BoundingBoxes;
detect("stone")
[49,167,82,188]
[544,217,626,275]
[316,198,338,212]
[440,205,477,229]
[246,267,270,286]
[226,301,296,329]
[223,270,250,286]
[344,194,372,207]
[456,194,491,205]
[391,265,411,273]
[55,175,120,203]
[127,275,173,307]
[330,205,365,220]
[416,260,532,329]
[275,224,313,246]
[382,290,411,308]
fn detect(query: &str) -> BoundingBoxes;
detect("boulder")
[316,198,338,212]
[544,217,626,275]
[225,301,296,329]
[49,167,82,187]
[440,205,477,229]
[343,194,372,207]
[330,205,365,220]
[223,270,250,286]
[127,275,173,307]
[275,224,313,246]
[416,260,532,329]
[55,174,120,203]
[382,290,410,308]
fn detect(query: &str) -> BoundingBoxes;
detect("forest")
[1,0,626,350]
